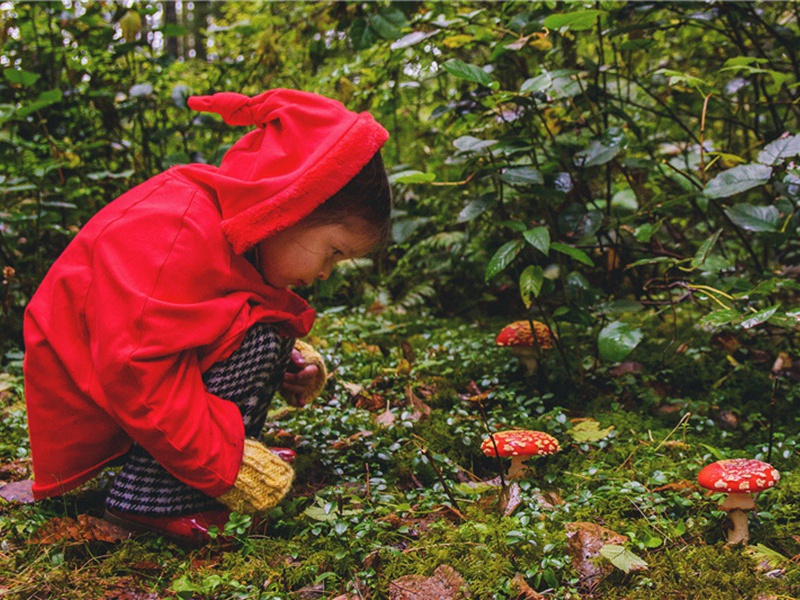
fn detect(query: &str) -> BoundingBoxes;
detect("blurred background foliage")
[1,0,798,368]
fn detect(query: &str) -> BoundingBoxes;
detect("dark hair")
[304,151,392,242]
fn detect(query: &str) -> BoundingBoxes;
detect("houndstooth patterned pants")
[105,324,295,516]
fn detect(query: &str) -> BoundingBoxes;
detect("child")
[23,89,391,544]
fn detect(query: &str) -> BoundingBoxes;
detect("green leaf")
[567,419,615,443]
[758,134,800,166]
[389,170,437,184]
[654,68,709,94]
[454,481,497,495]
[485,239,524,282]
[544,9,605,32]
[443,59,493,86]
[626,256,680,269]
[520,72,552,94]
[598,321,643,362]
[457,197,492,223]
[519,265,544,308]
[740,304,780,329]
[632,222,659,243]
[551,242,595,266]
[17,89,62,117]
[699,309,740,328]
[501,166,543,186]
[369,6,407,40]
[745,544,790,569]
[4,68,40,87]
[350,18,377,50]
[453,135,497,154]
[523,227,550,255]
[86,169,135,181]
[390,30,435,51]
[599,544,648,573]
[703,164,772,199]
[724,204,780,232]
[691,229,721,269]
[574,139,622,167]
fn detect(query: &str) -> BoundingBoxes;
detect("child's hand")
[281,341,327,406]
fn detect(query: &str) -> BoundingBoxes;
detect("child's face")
[255,219,378,289]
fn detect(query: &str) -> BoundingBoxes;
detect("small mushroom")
[697,458,780,545]
[481,430,560,479]
[495,320,556,376]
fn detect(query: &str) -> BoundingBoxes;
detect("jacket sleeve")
[87,183,252,497]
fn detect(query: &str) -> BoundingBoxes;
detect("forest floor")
[0,308,799,599]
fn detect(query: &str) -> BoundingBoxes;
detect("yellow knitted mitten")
[291,340,328,404]
[217,439,294,514]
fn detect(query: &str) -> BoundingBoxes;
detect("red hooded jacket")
[23,89,388,500]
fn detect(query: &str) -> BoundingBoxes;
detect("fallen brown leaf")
[331,430,373,451]
[503,482,523,516]
[0,459,30,481]
[565,521,628,591]
[355,392,386,412]
[29,514,131,544]
[389,565,470,600]
[653,480,696,494]
[406,383,431,422]
[375,405,396,427]
[509,573,545,599]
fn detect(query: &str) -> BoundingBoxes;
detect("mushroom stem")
[507,456,529,479]
[726,509,750,545]
[720,492,756,512]
[720,492,755,545]
[510,347,538,376]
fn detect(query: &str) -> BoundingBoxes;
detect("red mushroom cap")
[697,458,780,494]
[496,320,556,349]
[481,430,560,458]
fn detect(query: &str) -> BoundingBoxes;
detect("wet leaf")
[598,321,643,362]
[485,239,524,281]
[740,304,780,329]
[550,242,595,266]
[703,164,772,198]
[725,204,781,232]
[523,226,550,255]
[758,134,800,165]
[519,265,544,308]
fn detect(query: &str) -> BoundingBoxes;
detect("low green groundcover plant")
[0,308,798,599]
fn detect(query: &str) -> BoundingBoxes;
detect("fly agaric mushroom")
[495,320,556,376]
[481,430,560,479]
[697,458,779,545]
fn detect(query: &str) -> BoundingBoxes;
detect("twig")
[411,436,465,519]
